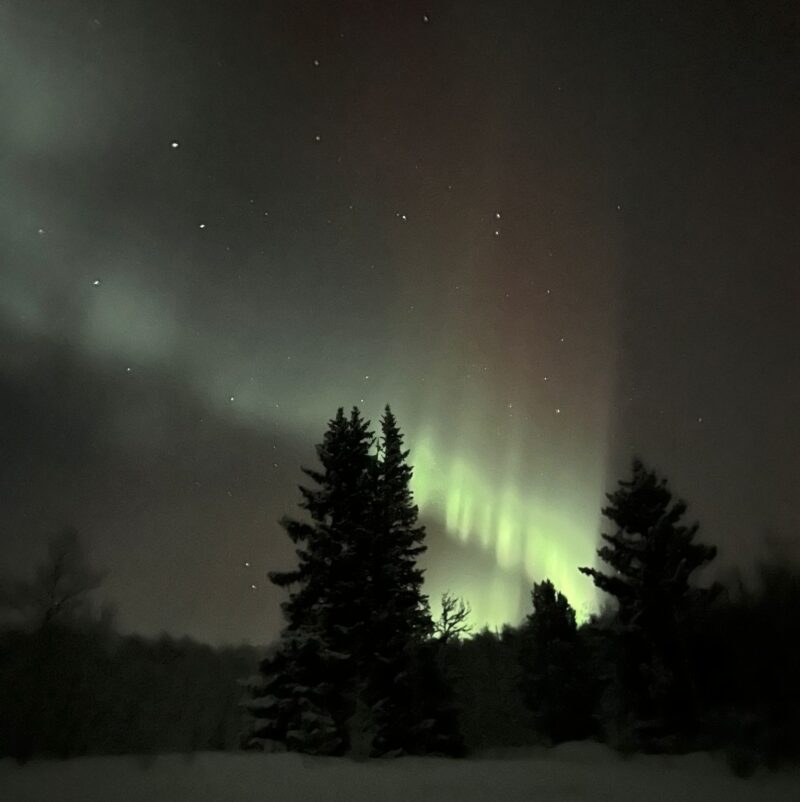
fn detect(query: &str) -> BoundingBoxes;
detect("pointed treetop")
[602,457,675,536]
[528,579,577,641]
[580,457,717,624]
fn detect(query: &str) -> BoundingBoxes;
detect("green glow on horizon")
[410,427,602,632]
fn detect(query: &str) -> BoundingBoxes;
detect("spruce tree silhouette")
[580,458,718,743]
[364,407,463,756]
[243,406,463,756]
[518,580,592,742]
[243,408,373,754]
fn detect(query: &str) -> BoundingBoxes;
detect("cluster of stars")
[63,114,701,597]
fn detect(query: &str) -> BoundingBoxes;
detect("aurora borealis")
[1,1,798,644]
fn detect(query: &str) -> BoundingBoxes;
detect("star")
[170,140,180,149]
[244,561,250,567]
[555,408,561,414]
[92,279,101,286]
[199,223,206,229]
[313,58,320,67]
[37,228,45,235]
[314,134,321,142]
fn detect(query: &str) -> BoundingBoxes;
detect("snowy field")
[1,743,798,802]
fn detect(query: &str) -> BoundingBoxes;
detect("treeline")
[442,558,800,774]
[239,407,799,772]
[0,527,259,760]
[440,459,800,774]
[1,406,798,774]
[1,563,796,771]
[0,622,258,761]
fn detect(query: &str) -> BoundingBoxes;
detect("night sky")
[1,1,798,645]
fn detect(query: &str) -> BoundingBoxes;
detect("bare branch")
[1,527,104,630]
[433,592,472,644]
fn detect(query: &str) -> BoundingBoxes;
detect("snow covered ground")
[1,742,798,802]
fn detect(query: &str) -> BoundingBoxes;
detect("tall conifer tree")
[242,408,373,754]
[580,458,717,630]
[243,406,463,756]
[579,458,718,740]
[518,580,593,742]
[363,407,463,756]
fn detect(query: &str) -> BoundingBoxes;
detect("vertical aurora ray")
[408,420,607,630]
[351,181,622,633]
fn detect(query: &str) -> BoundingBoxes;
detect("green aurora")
[408,416,605,630]
[10,3,796,646]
